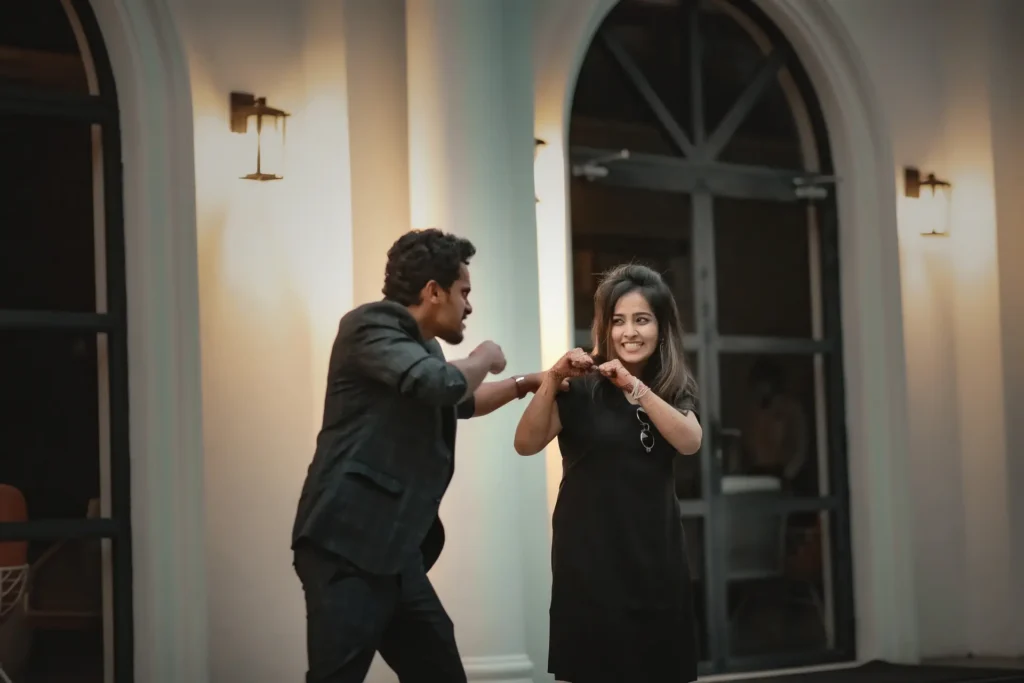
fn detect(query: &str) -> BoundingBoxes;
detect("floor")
[928,658,1024,670]
[702,658,1024,682]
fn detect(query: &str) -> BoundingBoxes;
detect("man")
[292,228,548,683]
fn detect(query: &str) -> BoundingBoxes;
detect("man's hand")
[521,371,569,393]
[472,340,507,374]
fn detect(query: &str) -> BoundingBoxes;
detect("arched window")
[0,1,131,682]
[569,0,853,674]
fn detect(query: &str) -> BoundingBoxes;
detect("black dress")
[549,375,699,683]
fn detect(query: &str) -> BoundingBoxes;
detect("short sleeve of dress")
[675,384,700,423]
[555,376,594,438]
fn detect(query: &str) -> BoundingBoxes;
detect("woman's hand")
[597,358,637,392]
[549,348,595,382]
[515,351,588,456]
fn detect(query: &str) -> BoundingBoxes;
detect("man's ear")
[423,280,442,304]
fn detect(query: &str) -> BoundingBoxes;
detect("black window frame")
[0,1,132,681]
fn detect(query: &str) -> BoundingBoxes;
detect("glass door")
[567,0,855,673]
[695,191,853,672]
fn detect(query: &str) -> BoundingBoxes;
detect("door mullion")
[692,190,728,670]
[688,2,705,150]
[820,197,857,655]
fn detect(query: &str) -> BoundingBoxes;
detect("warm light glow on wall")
[948,168,999,279]
[533,130,572,516]
[533,134,572,365]
[192,82,354,367]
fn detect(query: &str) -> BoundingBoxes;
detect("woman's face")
[610,290,659,370]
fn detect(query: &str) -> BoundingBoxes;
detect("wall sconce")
[230,92,289,181]
[534,138,546,203]
[904,167,952,236]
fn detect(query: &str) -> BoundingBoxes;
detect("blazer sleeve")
[345,306,469,406]
[456,396,477,420]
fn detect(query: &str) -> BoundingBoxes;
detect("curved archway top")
[535,0,897,179]
[567,0,826,173]
[0,0,100,96]
[752,0,897,167]
[533,0,618,135]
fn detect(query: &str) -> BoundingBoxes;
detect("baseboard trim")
[462,654,534,681]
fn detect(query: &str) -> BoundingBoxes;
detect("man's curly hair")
[382,229,476,306]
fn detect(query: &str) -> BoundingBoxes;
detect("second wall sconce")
[904,167,952,237]
[230,92,290,181]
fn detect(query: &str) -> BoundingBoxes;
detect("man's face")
[430,264,472,345]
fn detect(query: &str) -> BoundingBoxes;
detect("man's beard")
[438,324,465,345]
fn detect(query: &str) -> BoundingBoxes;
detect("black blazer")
[291,300,475,575]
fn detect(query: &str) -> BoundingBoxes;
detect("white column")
[406,2,547,682]
[987,0,1024,656]
[942,0,1014,656]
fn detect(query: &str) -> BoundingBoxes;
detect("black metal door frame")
[0,1,133,681]
[570,0,855,674]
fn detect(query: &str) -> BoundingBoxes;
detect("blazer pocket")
[342,459,404,496]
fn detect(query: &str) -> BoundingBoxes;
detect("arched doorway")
[0,1,131,682]
[567,0,853,674]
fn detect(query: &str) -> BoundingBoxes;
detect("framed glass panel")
[0,2,130,682]
[0,1,91,95]
[0,115,105,312]
[714,197,820,338]
[0,534,116,683]
[721,508,836,659]
[717,353,831,498]
[568,0,851,673]
[570,180,695,333]
[0,330,112,520]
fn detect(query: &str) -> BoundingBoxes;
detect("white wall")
[940,0,1013,657]
[827,0,968,657]
[829,0,1022,659]
[171,0,354,679]
[989,0,1024,655]
[343,0,411,308]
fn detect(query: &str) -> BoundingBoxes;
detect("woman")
[514,264,702,683]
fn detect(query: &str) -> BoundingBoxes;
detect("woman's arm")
[514,349,593,455]
[513,373,564,456]
[637,390,702,455]
[596,359,703,455]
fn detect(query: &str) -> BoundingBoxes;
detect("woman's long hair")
[590,264,697,405]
